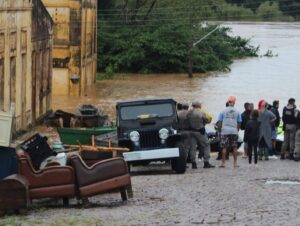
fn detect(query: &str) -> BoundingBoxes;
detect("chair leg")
[63,197,69,206]
[127,184,133,199]
[120,187,128,201]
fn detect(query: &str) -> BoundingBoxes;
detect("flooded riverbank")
[53,22,300,122]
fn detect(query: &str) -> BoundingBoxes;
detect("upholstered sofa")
[70,154,132,200]
[16,150,76,204]
[16,150,132,206]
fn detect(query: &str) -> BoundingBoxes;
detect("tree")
[278,0,300,19]
[224,0,267,12]
[97,0,259,76]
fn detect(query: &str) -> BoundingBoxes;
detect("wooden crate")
[0,174,30,215]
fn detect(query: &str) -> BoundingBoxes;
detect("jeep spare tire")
[171,141,187,174]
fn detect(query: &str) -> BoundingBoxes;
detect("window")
[120,103,174,120]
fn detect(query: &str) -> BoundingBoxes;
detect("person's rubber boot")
[264,149,269,160]
[289,153,294,160]
[258,149,263,160]
[294,155,300,162]
[192,162,197,169]
[203,161,215,168]
[280,153,285,160]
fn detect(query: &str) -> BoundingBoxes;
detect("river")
[52,22,300,122]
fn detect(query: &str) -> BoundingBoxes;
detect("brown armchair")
[16,150,76,202]
[69,154,132,201]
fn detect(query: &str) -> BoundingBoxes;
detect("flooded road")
[52,22,300,122]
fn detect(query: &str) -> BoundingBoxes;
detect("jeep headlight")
[129,131,140,142]
[159,128,169,140]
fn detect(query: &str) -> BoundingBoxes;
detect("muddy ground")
[1,152,300,226]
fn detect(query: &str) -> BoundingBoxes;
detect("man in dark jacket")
[294,109,300,161]
[281,98,297,160]
[271,100,280,154]
[241,102,251,158]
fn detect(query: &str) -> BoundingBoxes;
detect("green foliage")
[97,0,262,76]
[278,0,300,19]
[224,0,267,12]
[256,2,284,21]
[216,3,255,20]
[263,49,278,57]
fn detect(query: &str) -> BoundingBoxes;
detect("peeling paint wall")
[42,0,97,96]
[0,0,32,134]
[0,0,53,134]
[31,0,53,123]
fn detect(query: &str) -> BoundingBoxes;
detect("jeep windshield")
[120,103,174,120]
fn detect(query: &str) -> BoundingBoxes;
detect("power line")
[96,0,300,12]
[53,8,300,25]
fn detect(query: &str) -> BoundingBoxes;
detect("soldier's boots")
[288,153,294,160]
[280,153,285,160]
[258,149,263,160]
[192,162,197,169]
[204,161,215,168]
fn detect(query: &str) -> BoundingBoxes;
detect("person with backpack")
[281,98,298,160]
[293,109,300,161]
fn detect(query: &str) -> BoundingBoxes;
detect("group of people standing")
[177,96,300,169]
[242,98,300,165]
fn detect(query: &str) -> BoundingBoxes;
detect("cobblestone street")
[1,155,300,226]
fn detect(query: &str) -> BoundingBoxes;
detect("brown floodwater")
[52,22,300,123]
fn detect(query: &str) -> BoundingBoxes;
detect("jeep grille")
[140,130,160,148]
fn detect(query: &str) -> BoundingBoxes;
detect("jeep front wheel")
[171,142,187,174]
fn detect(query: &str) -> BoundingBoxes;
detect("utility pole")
[188,23,220,78]
[188,5,195,78]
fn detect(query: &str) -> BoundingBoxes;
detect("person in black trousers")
[244,110,261,165]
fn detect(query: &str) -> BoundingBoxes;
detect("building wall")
[42,0,97,96]
[31,0,53,122]
[0,0,32,133]
[0,0,53,134]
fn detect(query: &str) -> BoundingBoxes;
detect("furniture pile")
[0,133,132,215]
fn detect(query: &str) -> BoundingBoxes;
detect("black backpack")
[296,111,300,127]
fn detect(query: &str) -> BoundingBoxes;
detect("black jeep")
[116,99,187,173]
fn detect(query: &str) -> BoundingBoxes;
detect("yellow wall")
[42,0,97,97]
[0,0,32,133]
[0,0,53,134]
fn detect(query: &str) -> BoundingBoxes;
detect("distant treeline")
[97,0,298,76]
[225,0,300,19]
